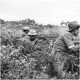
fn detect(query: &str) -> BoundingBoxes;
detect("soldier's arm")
[68,45,80,53]
[63,33,80,53]
[70,41,80,53]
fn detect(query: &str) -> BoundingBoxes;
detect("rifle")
[36,35,58,40]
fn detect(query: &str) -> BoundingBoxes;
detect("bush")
[1,27,79,79]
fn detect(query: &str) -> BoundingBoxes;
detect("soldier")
[22,26,29,37]
[28,29,38,42]
[28,29,48,51]
[20,28,38,44]
[49,21,80,76]
[18,29,38,55]
[19,26,29,41]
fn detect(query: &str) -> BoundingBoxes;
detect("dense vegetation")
[0,19,80,79]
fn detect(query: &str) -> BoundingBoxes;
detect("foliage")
[0,29,54,79]
[62,55,79,79]
[0,19,5,24]
[0,21,79,79]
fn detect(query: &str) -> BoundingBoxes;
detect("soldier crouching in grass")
[19,26,30,41]
[28,29,38,42]
[49,21,80,78]
[22,26,29,37]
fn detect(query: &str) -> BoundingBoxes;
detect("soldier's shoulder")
[62,32,71,37]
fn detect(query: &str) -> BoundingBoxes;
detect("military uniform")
[50,21,80,75]
[51,32,75,72]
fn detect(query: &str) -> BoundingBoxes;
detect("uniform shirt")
[53,32,74,52]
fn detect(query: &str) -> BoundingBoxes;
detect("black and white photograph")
[0,0,80,79]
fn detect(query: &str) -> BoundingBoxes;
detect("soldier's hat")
[22,26,29,31]
[28,29,37,35]
[68,21,80,32]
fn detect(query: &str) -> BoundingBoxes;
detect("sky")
[0,0,80,25]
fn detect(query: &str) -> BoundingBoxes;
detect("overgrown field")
[0,24,80,79]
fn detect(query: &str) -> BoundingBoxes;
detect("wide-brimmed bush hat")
[22,26,29,31]
[28,29,37,35]
[68,21,80,32]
